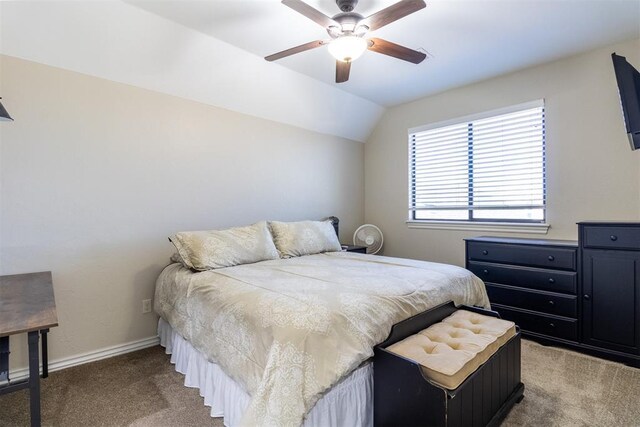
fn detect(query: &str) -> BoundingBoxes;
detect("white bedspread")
[154,252,489,427]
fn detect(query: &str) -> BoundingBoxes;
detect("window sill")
[406,220,550,234]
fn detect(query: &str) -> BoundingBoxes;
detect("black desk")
[0,272,58,427]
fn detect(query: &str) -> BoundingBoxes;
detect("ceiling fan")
[265,0,427,83]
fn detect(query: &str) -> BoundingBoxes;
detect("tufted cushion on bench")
[386,310,516,390]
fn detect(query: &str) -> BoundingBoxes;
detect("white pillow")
[169,221,279,271]
[269,220,342,258]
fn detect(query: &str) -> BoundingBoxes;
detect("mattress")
[155,251,489,426]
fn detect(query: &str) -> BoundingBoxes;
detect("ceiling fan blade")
[265,40,328,62]
[367,38,426,64]
[336,61,351,83]
[282,0,339,28]
[364,0,426,31]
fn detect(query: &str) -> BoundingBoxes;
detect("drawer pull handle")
[482,250,488,255]
[549,323,555,328]
[548,255,555,261]
[548,278,555,284]
[584,294,590,300]
[610,235,618,241]
[483,269,489,275]
[548,300,555,306]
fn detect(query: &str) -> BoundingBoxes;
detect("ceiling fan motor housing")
[336,0,358,12]
[328,12,365,35]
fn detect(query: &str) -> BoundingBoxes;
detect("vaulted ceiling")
[1,1,639,142]
[128,0,640,106]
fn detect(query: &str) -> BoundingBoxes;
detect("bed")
[154,220,489,427]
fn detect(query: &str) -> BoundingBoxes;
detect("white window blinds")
[409,101,546,222]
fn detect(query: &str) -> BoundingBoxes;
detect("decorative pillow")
[169,221,279,271]
[269,220,342,258]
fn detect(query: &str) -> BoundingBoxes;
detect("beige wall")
[0,55,364,370]
[365,38,640,266]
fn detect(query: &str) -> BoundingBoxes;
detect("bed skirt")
[158,318,374,427]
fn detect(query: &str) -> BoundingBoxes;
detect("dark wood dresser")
[579,222,640,361]
[465,237,579,342]
[466,227,640,368]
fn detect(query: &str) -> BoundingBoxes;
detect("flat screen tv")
[611,53,640,150]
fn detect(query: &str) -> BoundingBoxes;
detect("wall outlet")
[142,299,152,314]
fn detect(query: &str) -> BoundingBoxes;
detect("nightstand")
[341,244,367,254]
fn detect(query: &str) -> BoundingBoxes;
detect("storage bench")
[373,301,524,427]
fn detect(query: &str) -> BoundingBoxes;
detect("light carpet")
[503,340,640,426]
[0,340,638,426]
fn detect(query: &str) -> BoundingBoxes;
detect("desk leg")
[28,331,41,427]
[40,329,49,378]
[0,336,9,382]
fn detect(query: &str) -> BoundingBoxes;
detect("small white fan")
[353,224,384,254]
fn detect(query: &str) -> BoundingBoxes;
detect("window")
[409,101,546,224]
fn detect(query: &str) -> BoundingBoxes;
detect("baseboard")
[5,335,160,382]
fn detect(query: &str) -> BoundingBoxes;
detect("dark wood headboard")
[325,216,339,238]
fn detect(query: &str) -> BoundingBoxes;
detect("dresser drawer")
[582,226,640,250]
[493,305,578,342]
[468,261,577,294]
[486,284,577,318]
[467,242,576,270]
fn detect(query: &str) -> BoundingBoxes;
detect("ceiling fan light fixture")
[354,24,369,36]
[327,25,342,38]
[328,35,367,62]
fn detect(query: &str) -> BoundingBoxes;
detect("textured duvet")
[154,252,489,427]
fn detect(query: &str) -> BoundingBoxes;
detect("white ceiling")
[0,1,383,142]
[128,0,640,107]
